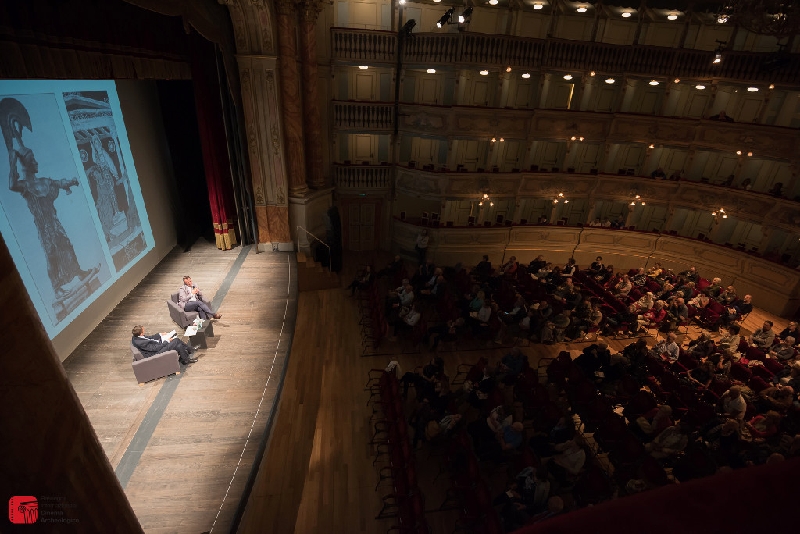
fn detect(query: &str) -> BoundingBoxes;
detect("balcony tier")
[331,28,800,84]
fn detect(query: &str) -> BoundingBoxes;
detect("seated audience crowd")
[361,251,800,533]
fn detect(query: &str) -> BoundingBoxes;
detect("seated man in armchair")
[131,325,197,365]
[179,276,222,320]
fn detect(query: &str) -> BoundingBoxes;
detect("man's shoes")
[183,357,199,364]
[212,313,222,320]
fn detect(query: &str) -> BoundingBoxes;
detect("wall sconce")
[553,192,567,204]
[479,192,494,207]
[711,207,728,222]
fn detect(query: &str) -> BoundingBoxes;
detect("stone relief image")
[65,91,145,271]
[0,94,110,325]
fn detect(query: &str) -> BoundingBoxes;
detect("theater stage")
[63,241,298,533]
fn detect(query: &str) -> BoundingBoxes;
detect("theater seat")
[166,292,207,329]
[130,343,180,385]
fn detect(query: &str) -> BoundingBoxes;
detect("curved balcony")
[390,167,800,232]
[331,28,800,83]
[332,101,800,163]
[391,218,800,316]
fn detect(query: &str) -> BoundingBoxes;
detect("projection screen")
[0,80,154,338]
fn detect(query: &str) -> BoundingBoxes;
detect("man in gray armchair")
[178,276,222,320]
[131,325,197,365]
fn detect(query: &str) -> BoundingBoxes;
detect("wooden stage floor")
[63,241,298,533]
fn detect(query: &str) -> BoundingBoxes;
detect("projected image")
[0,95,109,324]
[65,91,145,270]
[0,80,154,338]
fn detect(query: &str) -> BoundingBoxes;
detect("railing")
[333,164,393,189]
[296,226,331,272]
[332,101,394,130]
[331,102,800,162]
[330,28,800,83]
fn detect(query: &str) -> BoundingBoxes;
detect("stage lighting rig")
[459,7,474,23]
[401,19,416,37]
[437,8,455,28]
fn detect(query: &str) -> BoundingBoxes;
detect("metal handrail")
[296,226,331,273]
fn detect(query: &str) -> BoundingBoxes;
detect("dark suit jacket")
[131,334,169,357]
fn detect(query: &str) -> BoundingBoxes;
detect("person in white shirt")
[395,303,421,338]
[720,386,747,420]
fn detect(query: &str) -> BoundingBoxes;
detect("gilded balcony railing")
[333,164,393,189]
[330,28,800,83]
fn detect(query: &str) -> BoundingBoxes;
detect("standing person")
[178,276,222,320]
[131,325,197,365]
[415,229,429,264]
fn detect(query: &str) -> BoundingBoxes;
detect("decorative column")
[300,0,326,189]
[224,0,293,247]
[276,0,309,197]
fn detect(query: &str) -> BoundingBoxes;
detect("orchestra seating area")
[355,253,800,533]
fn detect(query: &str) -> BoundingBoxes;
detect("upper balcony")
[330,28,800,84]
[332,101,800,163]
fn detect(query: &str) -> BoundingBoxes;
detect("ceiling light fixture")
[533,2,544,9]
[521,72,531,79]
[491,137,496,142]
[713,53,722,64]
[571,136,577,141]
[622,11,632,18]
[563,74,573,80]
[747,151,753,157]
[590,71,596,76]
[480,69,489,75]
[649,80,659,86]
[489,0,498,5]
[500,137,505,142]
[436,8,454,27]
[696,84,706,90]
[674,78,680,83]
[648,144,655,149]
[577,6,588,12]
[769,84,775,89]
[506,66,512,73]
[358,65,369,70]
[717,15,728,24]
[747,86,758,92]
[427,68,436,74]
[667,13,678,20]
[736,150,742,155]
[605,77,615,84]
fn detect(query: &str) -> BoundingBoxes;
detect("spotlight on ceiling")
[622,11,632,18]
[533,2,544,9]
[521,72,531,79]
[436,8,454,28]
[649,80,659,86]
[480,69,489,75]
[563,74,573,80]
[747,86,759,92]
[605,77,615,84]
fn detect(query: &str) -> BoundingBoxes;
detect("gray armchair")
[130,343,181,385]
[166,293,207,329]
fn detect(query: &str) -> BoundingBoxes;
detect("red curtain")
[190,34,237,250]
